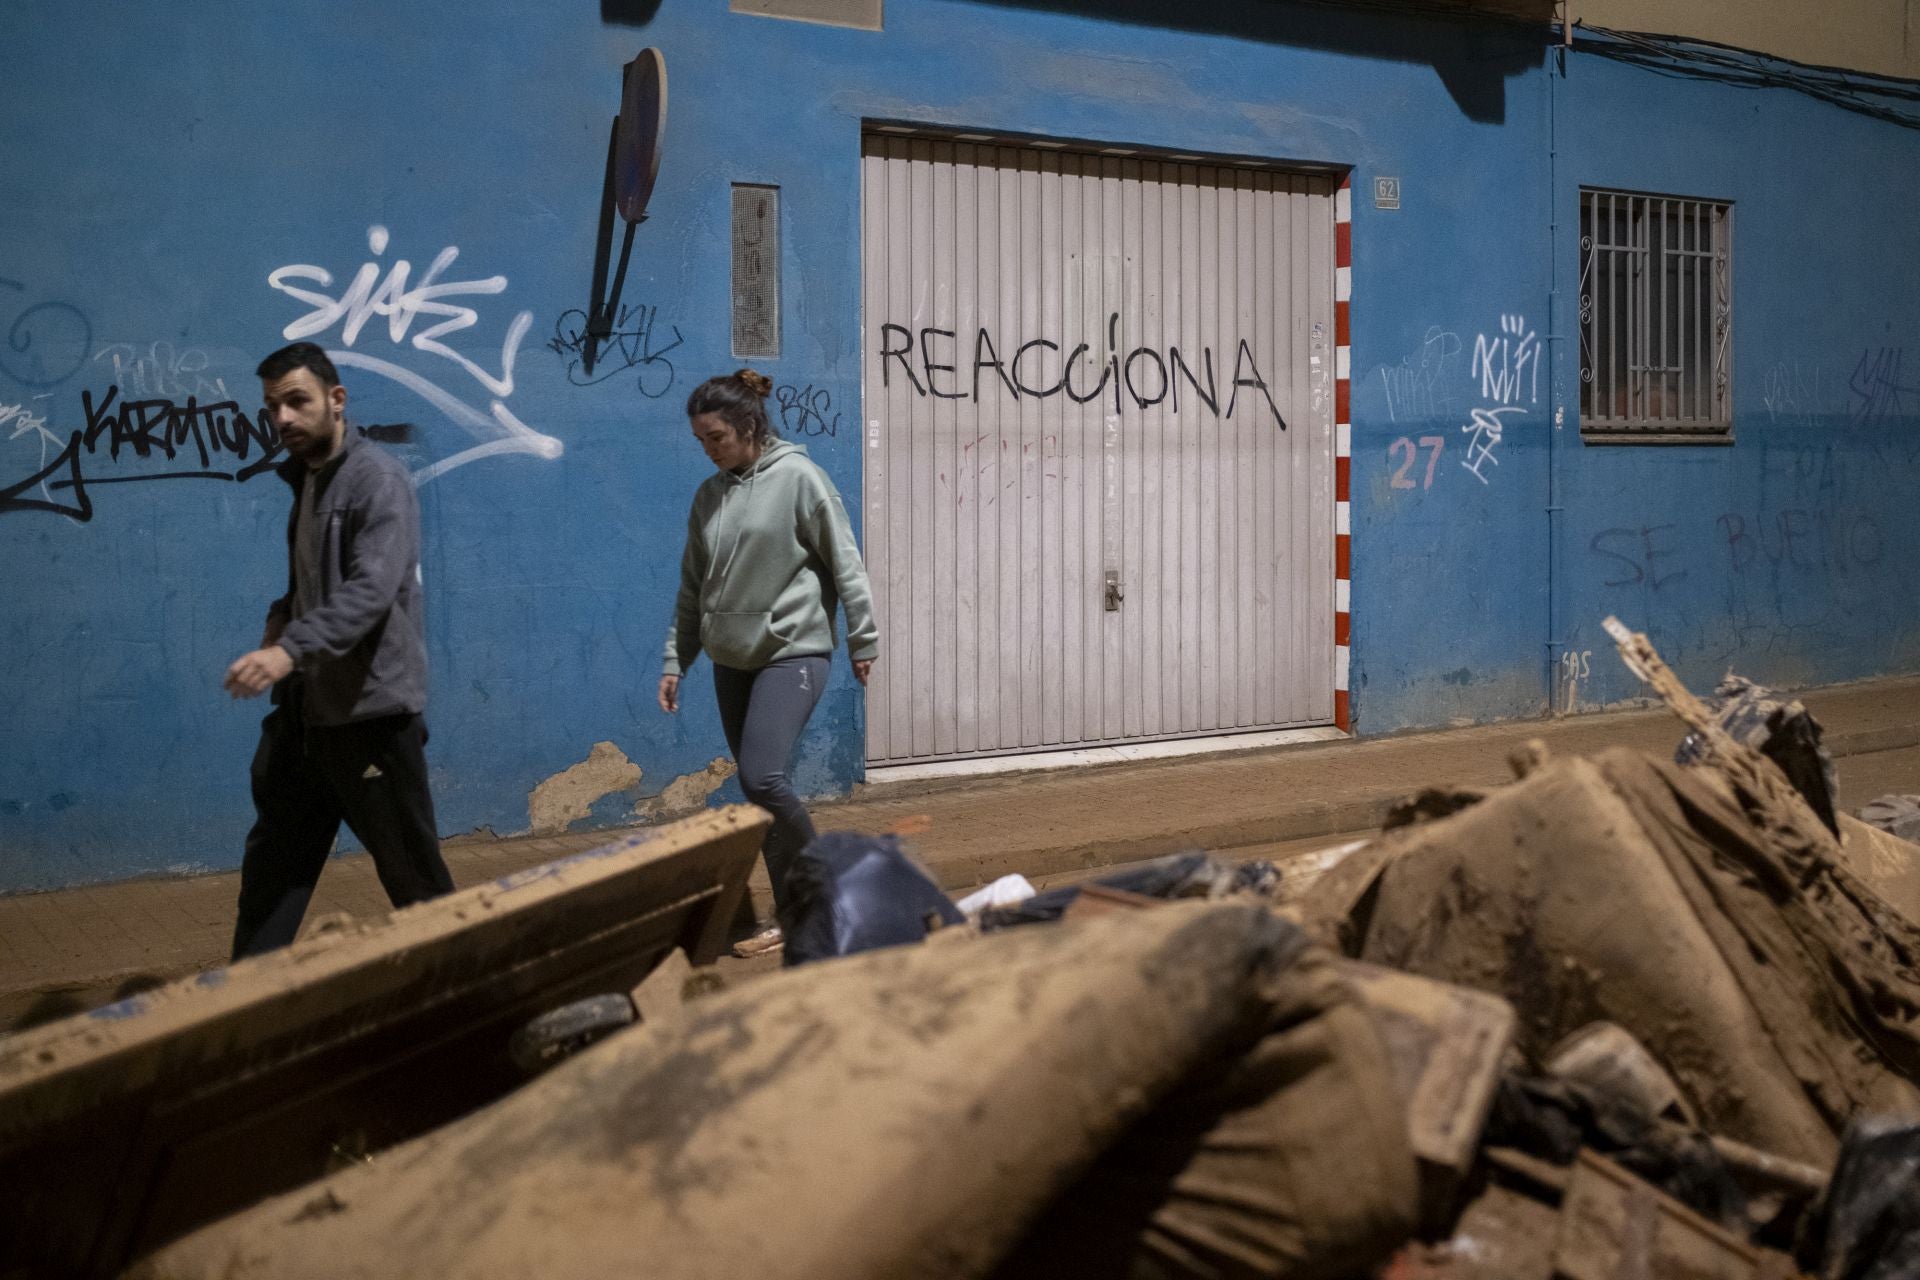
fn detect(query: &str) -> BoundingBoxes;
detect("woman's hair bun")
[734,368,774,398]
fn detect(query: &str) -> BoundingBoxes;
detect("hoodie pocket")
[701,611,787,669]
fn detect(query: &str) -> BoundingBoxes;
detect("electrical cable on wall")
[1572,23,1920,131]
[1284,1,1920,130]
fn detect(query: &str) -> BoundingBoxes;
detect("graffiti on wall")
[1471,313,1541,408]
[268,225,562,486]
[546,302,682,396]
[1768,349,1920,474]
[877,313,1286,427]
[1714,498,1888,660]
[1458,314,1538,485]
[1848,347,1917,425]
[1585,510,1863,664]
[1587,429,1896,664]
[1378,327,1463,425]
[1,287,273,520]
[1716,507,1884,577]
[1556,648,1593,713]
[0,385,280,520]
[773,383,842,438]
[0,277,91,389]
[1766,348,1920,482]
[1457,406,1522,484]
[1762,360,1831,429]
[92,341,230,403]
[0,400,64,514]
[1387,434,1444,489]
[1383,314,1537,491]
[1588,524,1688,591]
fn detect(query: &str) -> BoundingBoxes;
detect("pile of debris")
[9,621,1920,1279]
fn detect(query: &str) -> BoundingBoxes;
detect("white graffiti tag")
[0,398,65,510]
[268,226,561,485]
[1377,326,1463,424]
[93,341,231,402]
[1460,405,1524,484]
[1471,313,1541,407]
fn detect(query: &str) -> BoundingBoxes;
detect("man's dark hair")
[256,341,341,389]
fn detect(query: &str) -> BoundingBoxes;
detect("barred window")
[1579,189,1732,439]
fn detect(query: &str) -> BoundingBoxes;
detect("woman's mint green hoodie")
[664,440,879,675]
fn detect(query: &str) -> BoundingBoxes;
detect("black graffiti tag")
[0,277,92,389]
[877,310,1286,428]
[0,385,283,520]
[774,383,841,438]
[548,303,683,397]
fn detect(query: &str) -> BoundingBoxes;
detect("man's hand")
[851,658,875,687]
[225,645,294,699]
[658,673,681,714]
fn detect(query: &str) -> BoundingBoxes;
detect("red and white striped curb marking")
[1334,174,1352,733]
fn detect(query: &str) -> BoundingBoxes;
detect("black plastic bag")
[1858,796,1920,845]
[1797,1117,1920,1280]
[977,852,1281,930]
[777,832,964,967]
[1484,1074,1749,1231]
[1675,675,1838,833]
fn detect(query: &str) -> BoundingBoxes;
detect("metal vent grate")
[1579,189,1733,437]
[731,184,780,359]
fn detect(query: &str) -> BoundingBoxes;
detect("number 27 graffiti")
[1388,435,1444,489]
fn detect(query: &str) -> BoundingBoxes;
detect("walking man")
[223,342,453,958]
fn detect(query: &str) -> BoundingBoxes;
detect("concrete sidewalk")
[6,674,1920,1027]
[827,673,1920,884]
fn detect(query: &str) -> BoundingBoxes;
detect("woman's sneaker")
[731,924,784,959]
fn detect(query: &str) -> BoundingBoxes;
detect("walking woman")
[659,369,878,950]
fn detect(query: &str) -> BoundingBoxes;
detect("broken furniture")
[0,807,765,1278]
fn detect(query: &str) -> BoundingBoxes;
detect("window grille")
[1579,189,1732,438]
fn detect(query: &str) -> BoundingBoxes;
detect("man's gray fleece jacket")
[267,426,428,726]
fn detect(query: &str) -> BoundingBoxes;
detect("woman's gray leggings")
[713,654,830,913]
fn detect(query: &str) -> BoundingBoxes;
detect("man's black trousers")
[232,696,454,959]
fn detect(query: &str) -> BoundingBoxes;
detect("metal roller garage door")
[861,133,1337,766]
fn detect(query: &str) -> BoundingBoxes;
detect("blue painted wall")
[1,0,1914,890]
[1548,50,1920,712]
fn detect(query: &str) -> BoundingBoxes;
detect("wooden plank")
[1552,1150,1769,1280]
[0,806,766,1278]
[1338,960,1516,1193]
